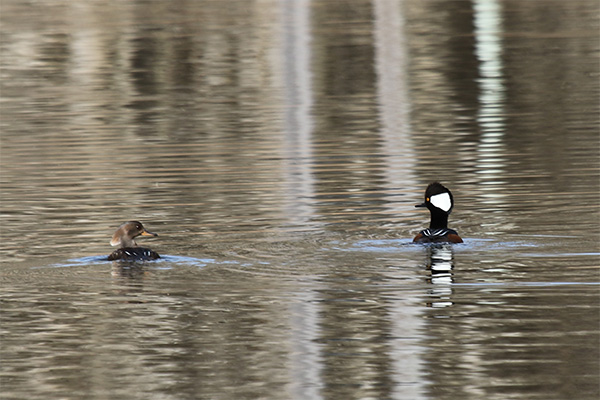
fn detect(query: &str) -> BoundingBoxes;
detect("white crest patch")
[430,192,451,212]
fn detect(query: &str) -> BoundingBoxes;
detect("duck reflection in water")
[426,244,454,284]
[425,244,455,308]
[111,261,148,280]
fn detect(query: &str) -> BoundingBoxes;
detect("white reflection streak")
[281,0,316,227]
[287,294,323,399]
[280,0,322,398]
[374,0,416,215]
[373,1,425,399]
[474,0,508,203]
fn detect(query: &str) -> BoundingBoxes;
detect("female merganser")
[107,221,160,261]
[413,182,463,244]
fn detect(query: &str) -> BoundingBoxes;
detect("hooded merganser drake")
[107,221,160,261]
[413,182,463,244]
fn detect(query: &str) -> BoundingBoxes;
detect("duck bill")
[140,229,158,237]
[415,202,427,208]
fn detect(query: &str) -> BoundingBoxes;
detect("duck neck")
[120,237,138,248]
[429,211,449,230]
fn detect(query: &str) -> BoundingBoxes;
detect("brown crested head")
[110,221,157,248]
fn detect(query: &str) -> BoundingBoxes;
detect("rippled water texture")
[1,1,599,399]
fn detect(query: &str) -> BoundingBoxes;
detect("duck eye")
[426,197,430,202]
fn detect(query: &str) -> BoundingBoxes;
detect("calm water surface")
[1,0,599,399]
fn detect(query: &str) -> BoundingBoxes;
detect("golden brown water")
[1,0,599,399]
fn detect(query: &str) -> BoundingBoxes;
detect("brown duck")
[108,221,160,261]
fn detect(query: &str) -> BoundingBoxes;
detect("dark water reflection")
[1,0,599,399]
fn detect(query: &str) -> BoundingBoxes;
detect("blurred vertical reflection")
[281,0,317,228]
[374,0,417,222]
[279,1,323,397]
[374,1,424,398]
[474,0,509,211]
